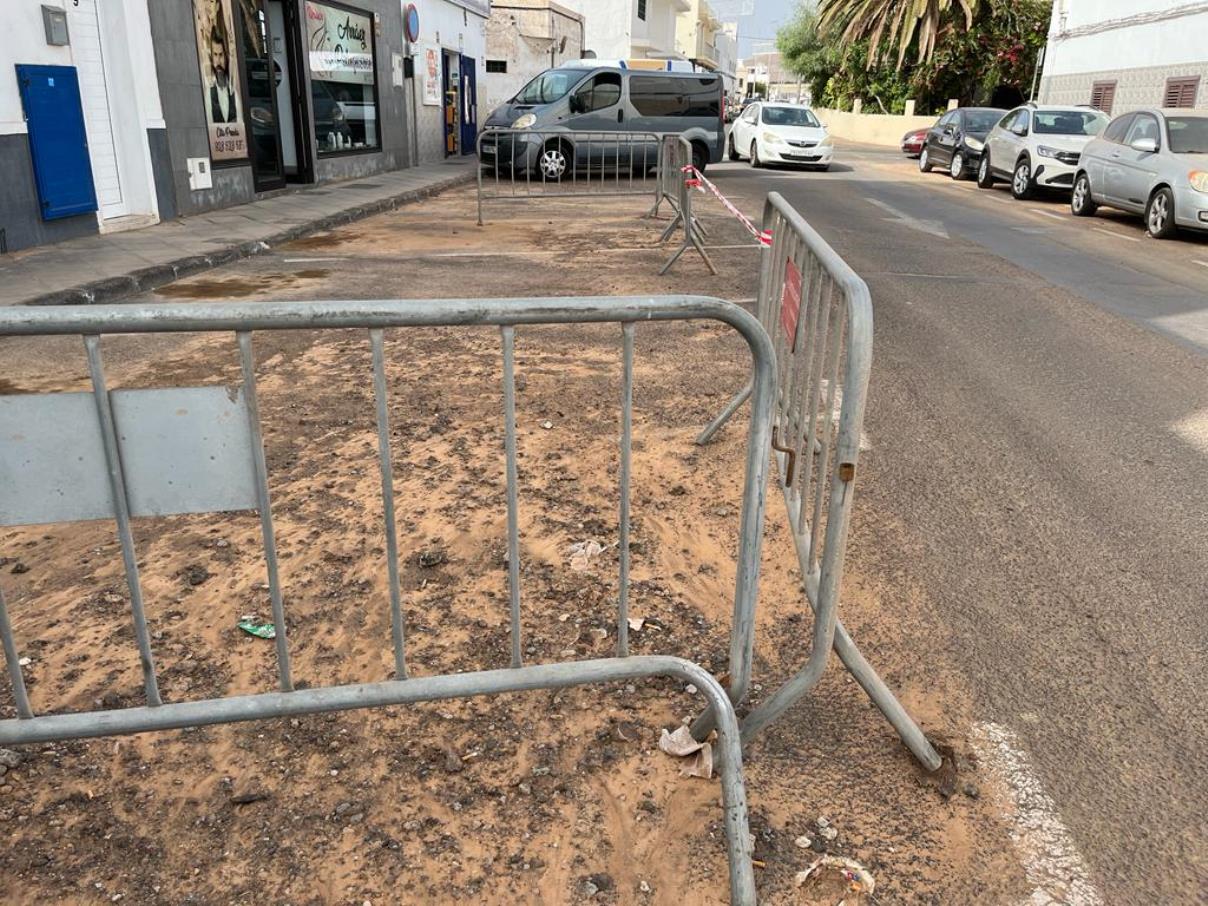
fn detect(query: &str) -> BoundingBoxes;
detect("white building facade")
[408,0,490,162]
[483,1,583,113]
[1,0,165,252]
[1038,0,1208,114]
[558,0,688,60]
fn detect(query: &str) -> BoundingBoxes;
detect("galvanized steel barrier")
[477,128,673,225]
[695,193,943,771]
[0,295,776,904]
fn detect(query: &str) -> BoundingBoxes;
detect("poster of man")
[422,45,441,106]
[193,0,247,161]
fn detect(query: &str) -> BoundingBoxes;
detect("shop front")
[147,0,410,219]
[407,0,488,164]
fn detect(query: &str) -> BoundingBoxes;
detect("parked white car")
[727,102,833,170]
[977,105,1109,199]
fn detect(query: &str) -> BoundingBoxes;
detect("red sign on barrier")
[780,258,802,349]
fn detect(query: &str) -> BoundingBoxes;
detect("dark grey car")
[918,106,1007,180]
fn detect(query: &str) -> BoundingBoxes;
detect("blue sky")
[710,0,801,57]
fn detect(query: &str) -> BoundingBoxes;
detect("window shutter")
[1090,81,1116,115]
[1164,77,1199,108]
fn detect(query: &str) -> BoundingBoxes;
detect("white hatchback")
[727,102,833,170]
[978,105,1109,199]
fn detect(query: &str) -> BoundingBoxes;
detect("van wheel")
[750,141,762,168]
[1145,187,1177,239]
[692,142,708,174]
[1070,173,1097,216]
[537,141,571,181]
[727,134,739,161]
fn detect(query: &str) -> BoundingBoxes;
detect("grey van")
[480,65,724,178]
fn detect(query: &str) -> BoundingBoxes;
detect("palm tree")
[819,0,981,68]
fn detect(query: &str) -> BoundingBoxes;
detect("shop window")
[305,1,380,155]
[486,60,508,74]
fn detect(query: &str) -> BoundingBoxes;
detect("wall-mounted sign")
[192,0,247,162]
[306,1,375,85]
[421,44,441,106]
[404,3,420,44]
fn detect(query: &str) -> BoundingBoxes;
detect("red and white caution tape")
[682,165,772,248]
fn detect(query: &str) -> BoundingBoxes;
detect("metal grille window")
[637,0,647,21]
[486,60,507,73]
[1164,76,1199,108]
[1090,80,1116,115]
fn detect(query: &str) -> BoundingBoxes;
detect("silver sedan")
[1072,108,1208,239]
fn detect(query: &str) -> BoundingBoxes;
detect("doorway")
[442,49,460,156]
[459,55,478,155]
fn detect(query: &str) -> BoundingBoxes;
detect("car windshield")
[1167,116,1208,153]
[761,106,820,127]
[514,69,591,105]
[964,110,1002,132]
[1034,110,1107,135]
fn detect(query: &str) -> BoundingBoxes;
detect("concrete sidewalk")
[0,159,476,307]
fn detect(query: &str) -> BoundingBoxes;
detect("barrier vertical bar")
[370,328,407,679]
[0,587,33,718]
[616,322,634,657]
[237,331,293,692]
[83,335,162,708]
[501,326,523,668]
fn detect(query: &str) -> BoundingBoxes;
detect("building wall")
[484,2,583,114]
[558,0,630,59]
[1,0,164,252]
[409,0,488,164]
[1039,1,1208,112]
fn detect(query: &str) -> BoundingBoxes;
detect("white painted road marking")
[283,257,348,263]
[971,722,1104,906]
[863,196,950,239]
[1091,227,1141,242]
[1030,208,1066,221]
[1194,259,1208,269]
[1171,408,1208,455]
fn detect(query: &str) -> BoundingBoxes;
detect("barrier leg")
[696,380,752,445]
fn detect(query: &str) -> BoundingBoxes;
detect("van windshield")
[761,106,819,127]
[514,69,592,105]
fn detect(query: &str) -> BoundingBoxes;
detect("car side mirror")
[1011,124,1028,136]
[1130,137,1158,153]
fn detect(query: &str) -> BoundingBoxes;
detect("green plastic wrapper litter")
[238,619,276,639]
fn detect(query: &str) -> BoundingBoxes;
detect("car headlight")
[1190,170,1208,193]
[761,131,783,145]
[1037,145,1061,158]
[818,135,833,148]
[512,113,536,130]
[963,136,984,151]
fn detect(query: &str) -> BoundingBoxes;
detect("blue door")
[459,55,477,155]
[16,65,98,220]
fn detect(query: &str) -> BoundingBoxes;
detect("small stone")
[794,835,812,849]
[442,749,463,774]
[335,801,353,816]
[418,548,447,568]
[582,881,599,897]
[712,506,730,518]
[216,539,230,549]
[684,683,697,694]
[639,880,652,893]
[541,420,554,430]
[963,782,980,799]
[10,562,29,575]
[820,826,838,841]
[17,658,31,668]
[816,816,829,829]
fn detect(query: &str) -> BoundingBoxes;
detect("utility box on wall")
[187,157,213,191]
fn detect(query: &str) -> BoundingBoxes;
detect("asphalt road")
[711,146,1208,904]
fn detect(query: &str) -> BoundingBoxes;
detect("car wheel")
[751,141,762,169]
[1145,187,1177,239]
[949,151,966,180]
[692,142,708,174]
[977,153,995,188]
[1070,173,1098,217]
[1011,157,1035,200]
[727,133,739,161]
[918,147,932,172]
[537,142,570,182]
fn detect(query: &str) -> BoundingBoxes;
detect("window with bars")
[486,60,507,73]
[1090,81,1116,115]
[1163,76,1199,108]
[637,0,647,20]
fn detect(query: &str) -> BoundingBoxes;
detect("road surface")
[714,145,1208,904]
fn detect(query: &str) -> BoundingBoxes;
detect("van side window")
[630,76,720,118]
[572,72,622,113]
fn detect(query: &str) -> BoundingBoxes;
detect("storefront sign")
[421,44,441,106]
[306,2,375,85]
[192,0,247,162]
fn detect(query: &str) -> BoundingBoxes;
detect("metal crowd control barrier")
[655,136,716,276]
[695,194,943,771]
[0,295,775,905]
[477,128,672,225]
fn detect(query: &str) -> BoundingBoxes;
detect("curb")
[26,171,475,307]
